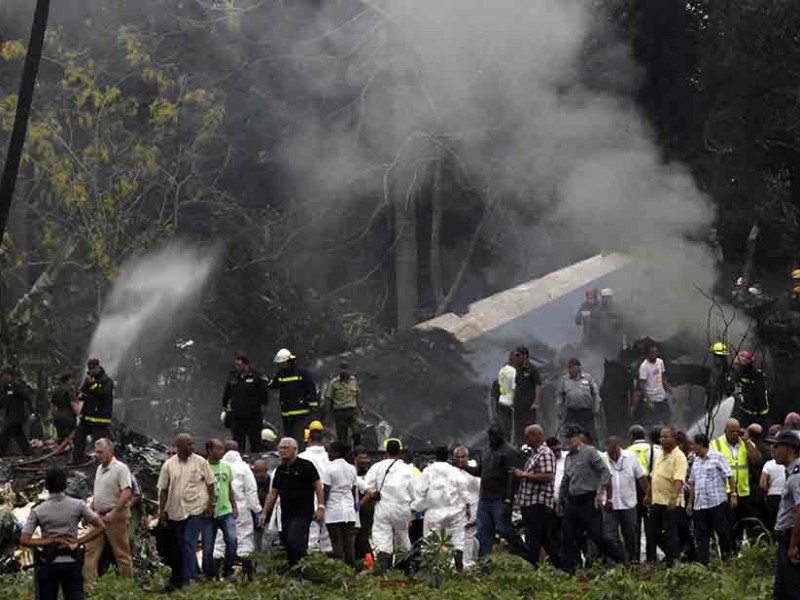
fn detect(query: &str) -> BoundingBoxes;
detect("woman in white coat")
[214,442,262,578]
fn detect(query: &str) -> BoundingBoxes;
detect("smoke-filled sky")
[267,0,732,342]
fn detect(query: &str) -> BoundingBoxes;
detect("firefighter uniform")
[0,379,33,455]
[73,370,114,462]
[269,366,319,447]
[731,366,769,429]
[222,370,270,453]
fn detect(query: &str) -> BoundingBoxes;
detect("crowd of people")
[4,338,800,600]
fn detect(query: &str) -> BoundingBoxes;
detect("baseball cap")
[765,430,800,449]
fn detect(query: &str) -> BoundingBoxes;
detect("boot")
[454,550,464,573]
[376,552,393,571]
[242,558,254,581]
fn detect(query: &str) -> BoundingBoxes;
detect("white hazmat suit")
[214,450,262,558]
[413,461,471,550]
[364,458,415,556]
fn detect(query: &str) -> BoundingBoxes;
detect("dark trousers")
[281,513,312,565]
[327,521,357,566]
[729,493,754,544]
[775,529,800,600]
[355,503,375,560]
[693,502,733,564]
[637,504,657,562]
[231,417,261,454]
[282,415,309,449]
[477,498,526,558]
[333,408,361,447]
[603,508,639,563]
[72,420,110,462]
[496,405,515,445]
[647,504,681,566]
[765,495,781,533]
[564,409,596,444]
[0,423,30,455]
[54,418,75,442]
[521,504,560,567]
[561,493,623,573]
[651,401,671,426]
[36,560,84,600]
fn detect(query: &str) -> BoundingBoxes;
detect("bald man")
[157,434,216,590]
[711,418,763,545]
[259,438,325,565]
[512,425,560,567]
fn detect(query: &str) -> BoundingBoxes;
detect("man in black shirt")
[221,355,270,453]
[473,424,526,559]
[50,373,77,443]
[0,366,33,455]
[259,437,325,565]
[514,347,542,441]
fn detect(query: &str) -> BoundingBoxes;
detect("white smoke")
[86,244,218,376]
[273,0,734,343]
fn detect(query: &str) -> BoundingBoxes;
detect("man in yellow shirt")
[644,427,687,567]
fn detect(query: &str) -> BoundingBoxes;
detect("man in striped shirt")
[688,433,735,564]
[513,425,560,567]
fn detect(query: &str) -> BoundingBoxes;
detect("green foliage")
[0,543,777,600]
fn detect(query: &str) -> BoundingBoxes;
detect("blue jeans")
[476,498,525,559]
[213,513,238,577]
[182,515,214,582]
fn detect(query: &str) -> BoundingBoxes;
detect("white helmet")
[273,348,296,364]
[261,428,277,443]
[601,288,614,298]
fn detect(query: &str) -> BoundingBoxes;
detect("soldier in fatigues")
[767,430,800,600]
[325,362,362,446]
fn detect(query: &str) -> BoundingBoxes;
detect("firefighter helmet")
[273,348,296,364]
[710,342,729,356]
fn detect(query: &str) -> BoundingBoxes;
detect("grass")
[0,542,775,600]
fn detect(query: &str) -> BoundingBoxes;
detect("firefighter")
[269,349,319,448]
[73,359,114,464]
[0,366,34,456]
[221,355,270,454]
[731,350,770,429]
[791,268,800,310]
[575,288,600,348]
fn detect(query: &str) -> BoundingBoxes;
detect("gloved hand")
[220,410,227,426]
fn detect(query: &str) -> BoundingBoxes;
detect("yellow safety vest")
[711,435,750,496]
[627,442,653,476]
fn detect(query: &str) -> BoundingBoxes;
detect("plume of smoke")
[272,0,734,343]
[86,243,218,377]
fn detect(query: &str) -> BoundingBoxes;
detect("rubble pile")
[317,328,488,448]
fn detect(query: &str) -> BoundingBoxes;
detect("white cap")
[273,348,296,364]
[261,428,277,442]
[600,288,614,297]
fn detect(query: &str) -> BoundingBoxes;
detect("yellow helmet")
[309,420,324,431]
[792,268,800,280]
[383,437,403,451]
[710,342,729,356]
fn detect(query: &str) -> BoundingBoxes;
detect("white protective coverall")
[456,464,481,566]
[214,450,262,558]
[413,461,471,550]
[298,444,332,552]
[364,458,415,555]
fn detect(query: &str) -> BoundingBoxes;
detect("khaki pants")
[85,507,133,579]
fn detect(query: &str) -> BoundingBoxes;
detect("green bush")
[0,544,775,600]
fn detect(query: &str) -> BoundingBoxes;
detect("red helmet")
[736,350,755,364]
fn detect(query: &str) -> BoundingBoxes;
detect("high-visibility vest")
[627,442,654,476]
[711,435,750,496]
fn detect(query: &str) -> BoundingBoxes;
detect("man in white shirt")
[414,446,472,571]
[601,436,647,563]
[363,439,416,570]
[298,428,332,553]
[497,352,519,445]
[638,345,670,425]
[322,440,359,566]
